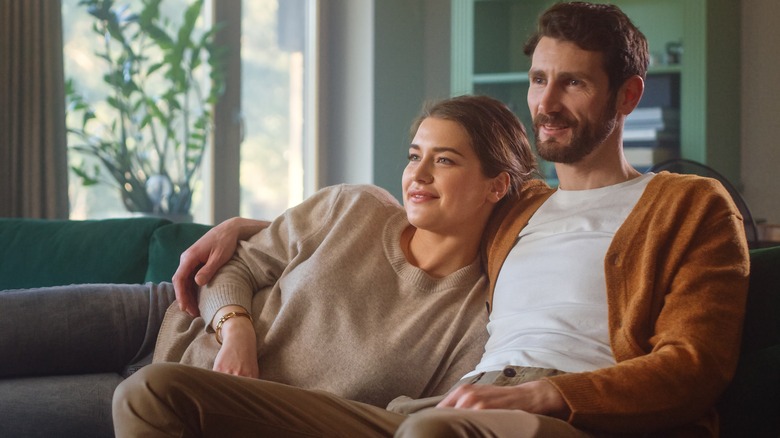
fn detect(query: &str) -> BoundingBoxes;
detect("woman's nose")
[412,160,433,184]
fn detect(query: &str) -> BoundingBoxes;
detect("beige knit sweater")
[154,184,489,407]
[485,173,750,436]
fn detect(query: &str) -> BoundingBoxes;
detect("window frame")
[210,0,320,224]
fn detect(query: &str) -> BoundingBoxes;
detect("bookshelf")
[451,0,741,185]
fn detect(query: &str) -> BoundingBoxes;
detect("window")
[63,0,317,224]
[237,0,316,220]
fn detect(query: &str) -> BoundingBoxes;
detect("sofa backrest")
[741,245,780,353]
[0,218,168,290]
[145,222,212,283]
[0,218,210,290]
[718,245,780,437]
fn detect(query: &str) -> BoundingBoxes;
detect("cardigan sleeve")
[546,174,750,434]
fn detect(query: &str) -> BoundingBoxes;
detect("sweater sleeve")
[197,185,347,326]
[547,175,750,434]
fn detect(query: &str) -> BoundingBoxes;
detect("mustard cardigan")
[484,173,750,436]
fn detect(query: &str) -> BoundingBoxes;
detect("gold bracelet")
[215,311,253,345]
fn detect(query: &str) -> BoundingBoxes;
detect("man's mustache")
[533,113,578,133]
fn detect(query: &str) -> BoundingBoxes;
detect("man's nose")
[538,85,562,114]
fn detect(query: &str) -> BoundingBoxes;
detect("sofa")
[0,217,210,438]
[0,217,778,437]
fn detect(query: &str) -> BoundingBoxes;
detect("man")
[114,2,749,436]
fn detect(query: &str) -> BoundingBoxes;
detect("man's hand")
[172,217,271,317]
[436,380,571,420]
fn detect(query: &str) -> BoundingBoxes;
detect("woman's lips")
[408,189,438,203]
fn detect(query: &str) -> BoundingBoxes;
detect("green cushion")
[0,218,169,290]
[719,344,780,437]
[145,222,211,283]
[718,245,780,438]
[741,245,780,354]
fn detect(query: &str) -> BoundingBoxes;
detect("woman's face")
[402,117,503,235]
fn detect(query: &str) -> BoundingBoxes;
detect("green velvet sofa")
[0,217,777,437]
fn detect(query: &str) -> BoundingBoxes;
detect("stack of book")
[624,107,680,172]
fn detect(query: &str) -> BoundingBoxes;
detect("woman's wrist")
[212,306,254,344]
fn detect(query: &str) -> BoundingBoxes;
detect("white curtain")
[0,0,69,218]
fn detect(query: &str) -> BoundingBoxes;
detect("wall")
[317,0,375,189]
[318,0,450,202]
[741,0,780,226]
[372,0,426,199]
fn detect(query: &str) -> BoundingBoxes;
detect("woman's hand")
[172,217,271,317]
[212,308,260,379]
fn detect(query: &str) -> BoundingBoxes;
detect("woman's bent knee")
[114,363,185,407]
[113,363,198,437]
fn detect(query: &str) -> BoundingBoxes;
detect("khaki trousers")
[112,363,591,437]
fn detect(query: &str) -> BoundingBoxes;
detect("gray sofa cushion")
[0,373,122,438]
[0,282,175,378]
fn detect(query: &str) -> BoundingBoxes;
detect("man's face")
[527,37,618,164]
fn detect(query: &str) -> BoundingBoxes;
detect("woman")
[115,95,546,434]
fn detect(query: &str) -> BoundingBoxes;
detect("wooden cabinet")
[451,0,741,185]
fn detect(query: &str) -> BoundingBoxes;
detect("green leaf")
[145,24,174,49]
[70,162,101,186]
[81,110,96,127]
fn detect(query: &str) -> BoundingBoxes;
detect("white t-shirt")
[467,173,654,376]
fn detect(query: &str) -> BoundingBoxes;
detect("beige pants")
[112,363,591,437]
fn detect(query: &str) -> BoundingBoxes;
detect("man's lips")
[537,120,569,130]
[534,115,575,137]
[537,123,571,139]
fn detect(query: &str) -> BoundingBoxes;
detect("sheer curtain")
[0,0,69,218]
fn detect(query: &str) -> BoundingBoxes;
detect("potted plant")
[66,0,225,220]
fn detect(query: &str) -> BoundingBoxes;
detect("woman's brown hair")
[410,95,539,201]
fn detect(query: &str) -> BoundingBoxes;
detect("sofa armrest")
[0,282,175,378]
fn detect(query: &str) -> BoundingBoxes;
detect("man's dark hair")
[523,1,649,91]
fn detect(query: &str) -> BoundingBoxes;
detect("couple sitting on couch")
[111,3,748,437]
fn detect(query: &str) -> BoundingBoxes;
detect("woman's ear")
[488,172,510,203]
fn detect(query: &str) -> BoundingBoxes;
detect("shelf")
[473,72,528,84]
[648,65,682,75]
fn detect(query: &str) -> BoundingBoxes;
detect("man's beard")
[533,103,618,164]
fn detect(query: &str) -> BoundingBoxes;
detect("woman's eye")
[407,153,420,162]
[436,157,453,164]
